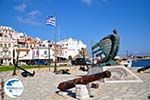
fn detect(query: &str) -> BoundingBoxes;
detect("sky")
[0,0,150,56]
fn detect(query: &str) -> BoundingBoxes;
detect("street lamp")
[54,43,57,73]
[48,44,51,71]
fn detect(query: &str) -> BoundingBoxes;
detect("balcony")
[0,55,12,59]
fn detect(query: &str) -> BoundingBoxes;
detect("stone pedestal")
[75,84,89,99]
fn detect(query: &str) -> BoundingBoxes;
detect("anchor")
[12,48,35,77]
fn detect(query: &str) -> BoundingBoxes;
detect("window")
[8,51,11,55]
[36,51,39,56]
[4,43,7,47]
[27,51,29,54]
[8,43,11,47]
[0,51,3,55]
[44,50,47,55]
[26,44,29,48]
[0,33,2,37]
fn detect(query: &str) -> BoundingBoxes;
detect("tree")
[68,55,73,61]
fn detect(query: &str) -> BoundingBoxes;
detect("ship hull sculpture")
[92,29,120,66]
[58,70,111,91]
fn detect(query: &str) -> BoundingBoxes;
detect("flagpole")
[54,25,57,73]
[46,15,57,73]
[48,45,51,71]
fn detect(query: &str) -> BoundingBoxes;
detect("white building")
[0,25,88,65]
[0,26,18,65]
[57,38,87,59]
[17,47,54,60]
[16,38,55,64]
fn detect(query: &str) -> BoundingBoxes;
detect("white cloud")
[17,16,40,25]
[82,0,109,5]
[14,3,27,12]
[14,2,41,25]
[16,9,41,25]
[82,0,93,5]
[28,10,41,17]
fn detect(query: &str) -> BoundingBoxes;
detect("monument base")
[75,84,89,99]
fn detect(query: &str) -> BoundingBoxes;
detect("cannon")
[57,70,111,91]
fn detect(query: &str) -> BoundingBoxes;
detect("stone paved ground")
[0,66,150,100]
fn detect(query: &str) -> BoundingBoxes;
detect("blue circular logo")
[4,78,24,98]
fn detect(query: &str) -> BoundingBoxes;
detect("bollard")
[75,84,89,99]
[0,79,4,100]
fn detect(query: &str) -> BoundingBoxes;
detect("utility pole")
[90,40,94,65]
[126,50,128,58]
[53,17,57,73]
[82,48,85,60]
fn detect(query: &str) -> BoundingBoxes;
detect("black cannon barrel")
[57,70,111,91]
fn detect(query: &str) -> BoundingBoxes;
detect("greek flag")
[46,16,56,26]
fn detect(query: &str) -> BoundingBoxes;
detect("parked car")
[71,58,91,65]
[34,60,48,65]
[85,59,92,65]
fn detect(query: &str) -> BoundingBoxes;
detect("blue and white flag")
[46,16,56,26]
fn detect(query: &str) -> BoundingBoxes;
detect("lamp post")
[54,42,57,73]
[12,44,19,76]
[48,45,51,71]
[90,40,94,65]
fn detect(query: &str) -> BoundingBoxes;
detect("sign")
[4,78,24,98]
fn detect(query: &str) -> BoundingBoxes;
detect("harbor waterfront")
[0,0,150,100]
[130,59,150,67]
[0,66,150,100]
[0,28,149,100]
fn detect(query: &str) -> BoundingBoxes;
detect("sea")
[131,59,150,67]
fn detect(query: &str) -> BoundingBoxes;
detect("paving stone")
[122,97,132,100]
[98,95,113,100]
[136,89,147,95]
[58,91,68,96]
[132,97,147,100]
[113,97,122,100]
[1,67,150,100]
